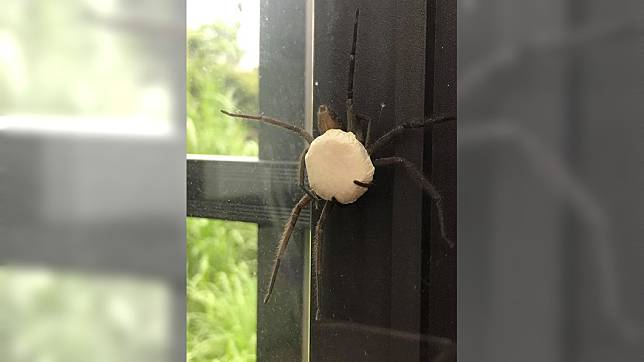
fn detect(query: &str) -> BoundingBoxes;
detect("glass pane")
[186,218,258,361]
[0,266,172,362]
[187,0,259,156]
[186,0,310,360]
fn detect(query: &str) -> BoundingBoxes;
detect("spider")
[221,9,455,319]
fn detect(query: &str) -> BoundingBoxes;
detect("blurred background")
[0,1,185,361]
[458,0,644,361]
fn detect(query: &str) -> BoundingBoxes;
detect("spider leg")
[264,194,312,304]
[373,157,453,248]
[297,146,322,203]
[355,112,372,145]
[313,199,335,320]
[353,180,373,188]
[366,115,456,155]
[220,110,314,144]
[346,8,359,133]
[368,103,386,145]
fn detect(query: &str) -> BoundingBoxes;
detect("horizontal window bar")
[187,156,311,225]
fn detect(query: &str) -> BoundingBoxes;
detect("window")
[187,0,310,361]
[187,0,456,361]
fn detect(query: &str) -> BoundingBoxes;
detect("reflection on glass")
[187,0,259,156]
[0,266,171,362]
[187,218,258,361]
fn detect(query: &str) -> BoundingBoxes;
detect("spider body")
[220,8,455,319]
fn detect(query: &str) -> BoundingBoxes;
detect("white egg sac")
[305,129,375,204]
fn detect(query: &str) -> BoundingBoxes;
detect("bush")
[187,219,258,362]
[187,22,260,362]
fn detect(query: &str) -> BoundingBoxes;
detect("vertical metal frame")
[257,1,309,361]
[187,1,311,360]
[424,0,457,347]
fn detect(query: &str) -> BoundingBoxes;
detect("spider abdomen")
[305,129,374,204]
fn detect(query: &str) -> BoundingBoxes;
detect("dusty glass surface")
[186,0,310,361]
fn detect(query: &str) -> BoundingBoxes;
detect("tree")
[187,23,258,156]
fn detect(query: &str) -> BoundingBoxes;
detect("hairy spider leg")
[220,110,314,144]
[313,199,335,320]
[355,112,371,145]
[373,157,453,248]
[353,180,373,188]
[346,8,359,133]
[264,194,312,304]
[366,115,456,154]
[297,146,321,202]
[367,102,386,146]
[354,102,385,145]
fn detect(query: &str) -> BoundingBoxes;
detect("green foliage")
[187,23,259,156]
[187,218,258,362]
[187,21,260,362]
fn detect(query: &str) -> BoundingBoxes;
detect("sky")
[187,0,259,70]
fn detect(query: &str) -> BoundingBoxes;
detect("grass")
[187,218,258,362]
